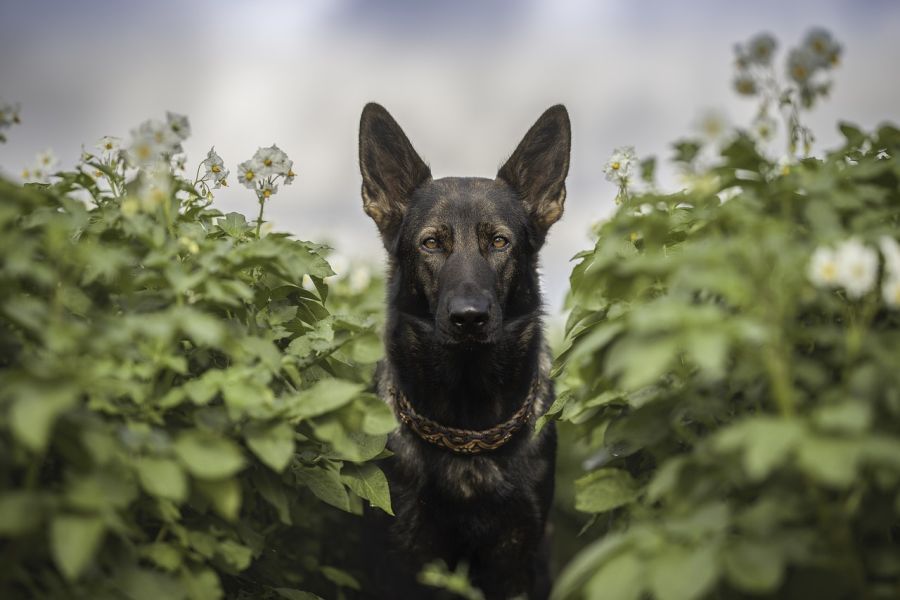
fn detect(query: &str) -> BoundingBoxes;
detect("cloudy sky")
[2,0,899,311]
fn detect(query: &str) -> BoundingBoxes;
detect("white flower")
[36,148,58,169]
[348,265,372,293]
[883,276,900,308]
[746,33,777,66]
[834,238,878,299]
[786,47,818,84]
[166,112,191,141]
[127,119,180,167]
[282,160,296,184]
[203,147,229,188]
[253,144,290,177]
[803,28,841,69]
[808,246,839,288]
[733,73,757,96]
[695,110,728,142]
[258,179,279,200]
[754,115,777,141]
[603,146,636,183]
[237,158,263,189]
[96,136,121,155]
[138,166,173,210]
[879,236,900,279]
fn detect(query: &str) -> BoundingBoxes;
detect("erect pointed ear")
[497,105,571,237]
[359,103,431,243]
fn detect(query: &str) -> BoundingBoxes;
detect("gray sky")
[2,0,899,312]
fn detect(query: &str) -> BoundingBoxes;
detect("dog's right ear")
[359,103,431,244]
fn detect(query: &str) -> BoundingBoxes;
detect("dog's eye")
[491,235,510,249]
[421,237,441,251]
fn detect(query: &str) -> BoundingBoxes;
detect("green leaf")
[584,551,644,600]
[320,566,361,590]
[649,544,720,600]
[135,457,188,502]
[274,589,323,600]
[195,478,242,521]
[795,435,861,488]
[245,422,295,472]
[296,465,350,512]
[50,514,106,580]
[575,468,638,514]
[10,386,76,451]
[174,431,245,480]
[723,538,784,593]
[341,462,393,515]
[289,379,363,421]
[217,539,253,571]
[218,212,248,237]
[0,491,44,535]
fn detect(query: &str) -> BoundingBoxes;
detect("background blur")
[2,0,899,312]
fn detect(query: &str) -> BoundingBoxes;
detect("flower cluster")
[787,28,842,84]
[602,146,637,204]
[21,149,58,184]
[126,112,191,168]
[732,29,842,156]
[0,100,21,143]
[808,237,900,306]
[238,144,295,201]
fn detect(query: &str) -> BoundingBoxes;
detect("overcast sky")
[2,0,899,312]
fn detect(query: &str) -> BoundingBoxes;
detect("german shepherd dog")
[357,103,570,599]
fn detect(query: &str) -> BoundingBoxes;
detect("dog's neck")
[384,312,545,430]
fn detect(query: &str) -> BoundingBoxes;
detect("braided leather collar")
[391,379,539,455]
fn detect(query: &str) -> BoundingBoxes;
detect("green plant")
[0,114,393,599]
[550,101,900,600]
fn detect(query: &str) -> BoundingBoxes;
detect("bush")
[0,120,393,599]
[551,122,900,599]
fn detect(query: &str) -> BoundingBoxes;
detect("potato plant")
[551,103,900,600]
[0,115,392,599]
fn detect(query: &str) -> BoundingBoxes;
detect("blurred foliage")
[550,123,900,599]
[0,157,392,598]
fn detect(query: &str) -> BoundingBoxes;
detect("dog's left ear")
[497,105,571,236]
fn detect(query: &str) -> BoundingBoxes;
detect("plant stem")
[255,197,265,238]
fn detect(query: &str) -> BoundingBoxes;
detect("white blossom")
[879,236,900,279]
[237,158,263,189]
[166,112,191,141]
[786,47,818,84]
[808,246,839,288]
[883,276,900,308]
[203,147,229,188]
[834,238,878,299]
[603,146,636,183]
[253,144,290,177]
[803,28,841,69]
[258,179,278,200]
[96,136,121,155]
[127,119,181,167]
[746,33,777,66]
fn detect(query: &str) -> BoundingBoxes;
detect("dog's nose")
[448,297,490,331]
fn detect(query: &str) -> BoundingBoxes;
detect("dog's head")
[359,103,570,346]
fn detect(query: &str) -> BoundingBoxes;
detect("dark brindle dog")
[357,103,570,600]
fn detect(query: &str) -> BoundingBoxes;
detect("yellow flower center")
[264,158,273,167]
[94,170,103,178]
[105,142,113,150]
[822,263,836,281]
[211,165,221,173]
[21,169,30,178]
[263,189,272,198]
[287,169,295,178]
[244,170,255,181]
[611,161,620,171]
[793,65,807,80]
[137,144,152,160]
[812,39,826,53]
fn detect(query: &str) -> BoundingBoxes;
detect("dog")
[357,103,570,600]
